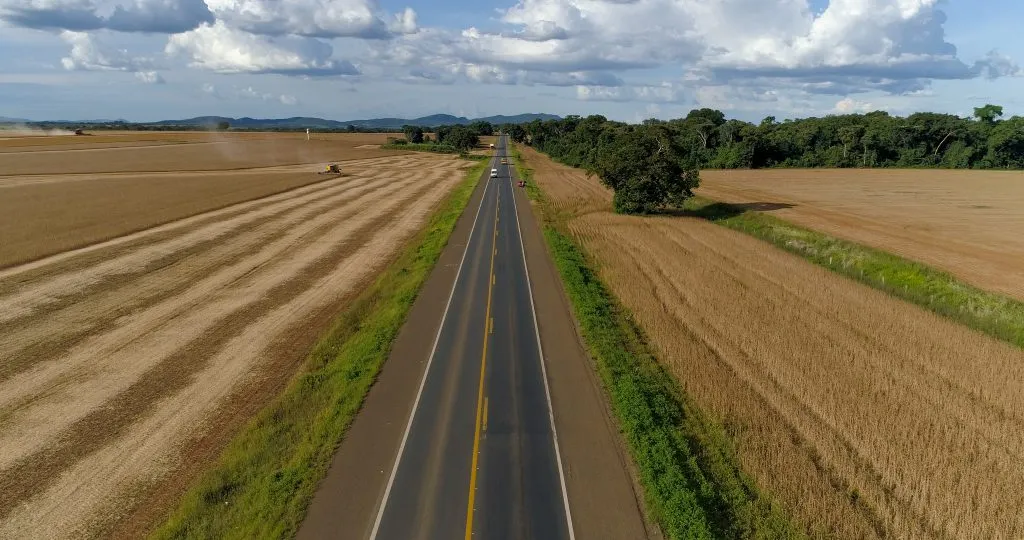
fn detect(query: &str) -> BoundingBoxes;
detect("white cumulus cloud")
[203,0,417,38]
[165,20,358,75]
[833,97,873,113]
[0,0,213,32]
[60,30,155,71]
[375,0,1020,95]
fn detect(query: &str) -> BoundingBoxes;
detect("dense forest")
[499,104,1024,171]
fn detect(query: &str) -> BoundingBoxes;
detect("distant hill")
[0,116,30,124]
[146,113,560,129]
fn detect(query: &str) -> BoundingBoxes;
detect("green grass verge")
[684,196,1024,349]
[381,142,458,153]
[150,159,488,540]
[512,148,801,539]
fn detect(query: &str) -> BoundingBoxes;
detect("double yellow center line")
[464,183,500,539]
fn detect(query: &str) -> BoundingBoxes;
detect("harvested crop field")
[0,139,472,538]
[699,169,1024,300]
[0,134,410,268]
[519,146,1024,539]
[0,132,406,175]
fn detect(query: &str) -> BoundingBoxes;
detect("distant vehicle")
[518,180,525,187]
[489,143,495,148]
[500,158,508,164]
[490,168,498,178]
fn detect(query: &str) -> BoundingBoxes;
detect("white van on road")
[490,168,498,178]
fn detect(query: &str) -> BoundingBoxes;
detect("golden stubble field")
[0,132,409,267]
[0,132,471,538]
[519,146,1024,539]
[699,169,1024,301]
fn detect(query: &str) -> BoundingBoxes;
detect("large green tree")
[588,124,700,214]
[468,120,494,136]
[402,124,424,144]
[445,125,479,152]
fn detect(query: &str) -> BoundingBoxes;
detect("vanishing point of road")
[299,136,650,540]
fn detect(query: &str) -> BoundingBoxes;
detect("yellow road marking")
[483,397,489,432]
[465,190,499,539]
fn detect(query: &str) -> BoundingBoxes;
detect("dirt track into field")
[0,152,470,538]
[521,147,1024,539]
[699,169,1024,300]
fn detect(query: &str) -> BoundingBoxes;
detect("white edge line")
[368,155,494,539]
[506,138,577,540]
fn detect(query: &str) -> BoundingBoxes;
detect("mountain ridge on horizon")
[1,113,561,129]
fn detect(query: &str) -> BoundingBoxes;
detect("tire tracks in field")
[0,155,420,284]
[594,218,905,538]
[0,158,466,539]
[0,171,378,319]
[662,219,1024,462]
[0,164,449,462]
[571,213,1024,539]
[0,170,445,517]
[0,166,428,377]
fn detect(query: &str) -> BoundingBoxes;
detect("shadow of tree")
[661,201,796,220]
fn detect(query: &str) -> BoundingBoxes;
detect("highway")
[366,135,572,539]
[299,135,648,540]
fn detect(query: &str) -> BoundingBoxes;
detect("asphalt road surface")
[298,137,649,540]
[367,136,572,539]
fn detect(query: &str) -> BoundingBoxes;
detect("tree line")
[481,105,1023,214]
[508,104,1022,171]
[397,120,495,152]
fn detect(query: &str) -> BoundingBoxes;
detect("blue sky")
[0,0,1021,122]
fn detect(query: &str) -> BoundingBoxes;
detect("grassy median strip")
[685,197,1024,349]
[513,150,800,539]
[151,159,487,540]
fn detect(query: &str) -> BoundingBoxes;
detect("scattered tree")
[403,124,424,144]
[445,125,479,152]
[468,120,494,137]
[974,104,1004,125]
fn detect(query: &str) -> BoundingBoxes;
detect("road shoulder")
[297,168,489,540]
[510,166,655,540]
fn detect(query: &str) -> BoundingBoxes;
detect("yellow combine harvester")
[319,163,342,174]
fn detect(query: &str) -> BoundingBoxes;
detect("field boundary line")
[685,196,1024,351]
